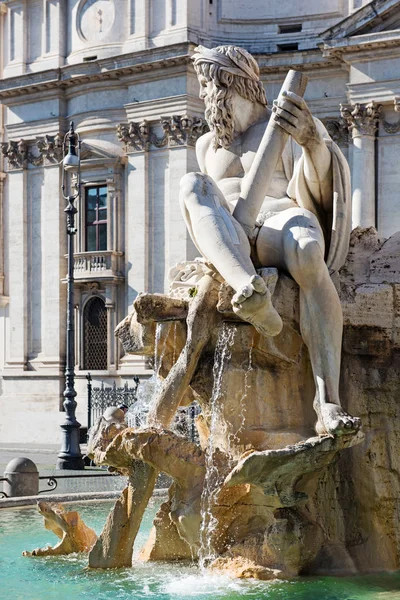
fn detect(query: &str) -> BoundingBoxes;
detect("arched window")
[83,297,107,370]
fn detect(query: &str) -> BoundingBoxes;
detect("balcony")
[72,251,124,283]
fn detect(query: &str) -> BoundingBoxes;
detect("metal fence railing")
[86,374,201,444]
[86,373,140,431]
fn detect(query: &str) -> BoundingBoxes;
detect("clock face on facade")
[78,0,115,42]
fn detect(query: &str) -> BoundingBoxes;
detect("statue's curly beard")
[204,87,234,151]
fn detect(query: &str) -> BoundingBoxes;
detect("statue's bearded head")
[192,45,267,150]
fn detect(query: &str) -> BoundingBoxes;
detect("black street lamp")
[56,122,85,470]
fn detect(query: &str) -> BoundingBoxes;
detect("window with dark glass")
[83,296,108,370]
[85,185,108,251]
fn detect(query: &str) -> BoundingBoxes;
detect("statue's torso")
[202,116,297,214]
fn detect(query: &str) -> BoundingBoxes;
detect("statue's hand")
[272,91,322,150]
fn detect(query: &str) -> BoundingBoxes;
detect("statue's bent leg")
[258,208,361,435]
[180,172,282,336]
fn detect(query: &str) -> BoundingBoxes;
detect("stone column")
[340,102,381,229]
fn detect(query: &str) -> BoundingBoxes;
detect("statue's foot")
[314,402,361,436]
[232,275,283,337]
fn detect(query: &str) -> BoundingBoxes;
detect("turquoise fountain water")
[1,497,400,598]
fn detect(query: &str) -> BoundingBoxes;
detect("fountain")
[84,46,365,579]
[21,45,400,585]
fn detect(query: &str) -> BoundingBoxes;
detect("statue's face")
[198,75,214,107]
[196,66,236,149]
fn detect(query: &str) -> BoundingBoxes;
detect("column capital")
[116,120,150,153]
[160,114,208,148]
[340,102,382,138]
[35,133,64,166]
[0,134,64,170]
[0,139,28,170]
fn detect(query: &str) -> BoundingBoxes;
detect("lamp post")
[56,122,85,470]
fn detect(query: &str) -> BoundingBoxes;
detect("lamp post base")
[57,420,85,470]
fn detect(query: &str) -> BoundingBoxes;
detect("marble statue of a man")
[179,45,360,436]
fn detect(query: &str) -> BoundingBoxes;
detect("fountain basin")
[1,499,400,600]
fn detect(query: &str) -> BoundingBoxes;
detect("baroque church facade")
[0,0,400,443]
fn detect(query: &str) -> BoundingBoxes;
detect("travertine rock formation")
[332,227,400,573]
[88,228,400,577]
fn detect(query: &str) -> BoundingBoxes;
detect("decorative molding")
[36,133,64,165]
[0,139,28,170]
[160,115,209,148]
[116,115,209,153]
[380,97,400,135]
[0,133,64,170]
[340,102,382,138]
[116,120,151,152]
[321,117,351,146]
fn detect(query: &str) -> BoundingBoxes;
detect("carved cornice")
[0,133,64,170]
[340,102,382,138]
[321,117,351,146]
[116,115,208,153]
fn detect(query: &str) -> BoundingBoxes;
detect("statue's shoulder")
[196,130,214,152]
[195,131,214,171]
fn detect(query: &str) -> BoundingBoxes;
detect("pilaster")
[5,166,28,370]
[105,284,117,370]
[124,0,150,52]
[38,162,65,370]
[41,0,66,69]
[340,102,382,229]
[3,0,27,77]
[124,150,148,308]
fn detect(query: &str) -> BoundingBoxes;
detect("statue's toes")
[331,415,361,436]
[232,284,253,305]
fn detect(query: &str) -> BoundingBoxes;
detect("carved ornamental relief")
[321,117,351,146]
[0,134,64,170]
[340,102,382,138]
[116,115,209,153]
[0,140,28,170]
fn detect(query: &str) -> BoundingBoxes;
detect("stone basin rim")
[0,488,169,509]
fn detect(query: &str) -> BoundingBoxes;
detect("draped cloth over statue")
[285,120,351,274]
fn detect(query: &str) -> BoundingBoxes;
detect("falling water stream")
[199,322,237,569]
[126,322,170,428]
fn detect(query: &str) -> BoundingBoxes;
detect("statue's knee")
[287,238,325,284]
[180,172,216,214]
[180,172,210,197]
